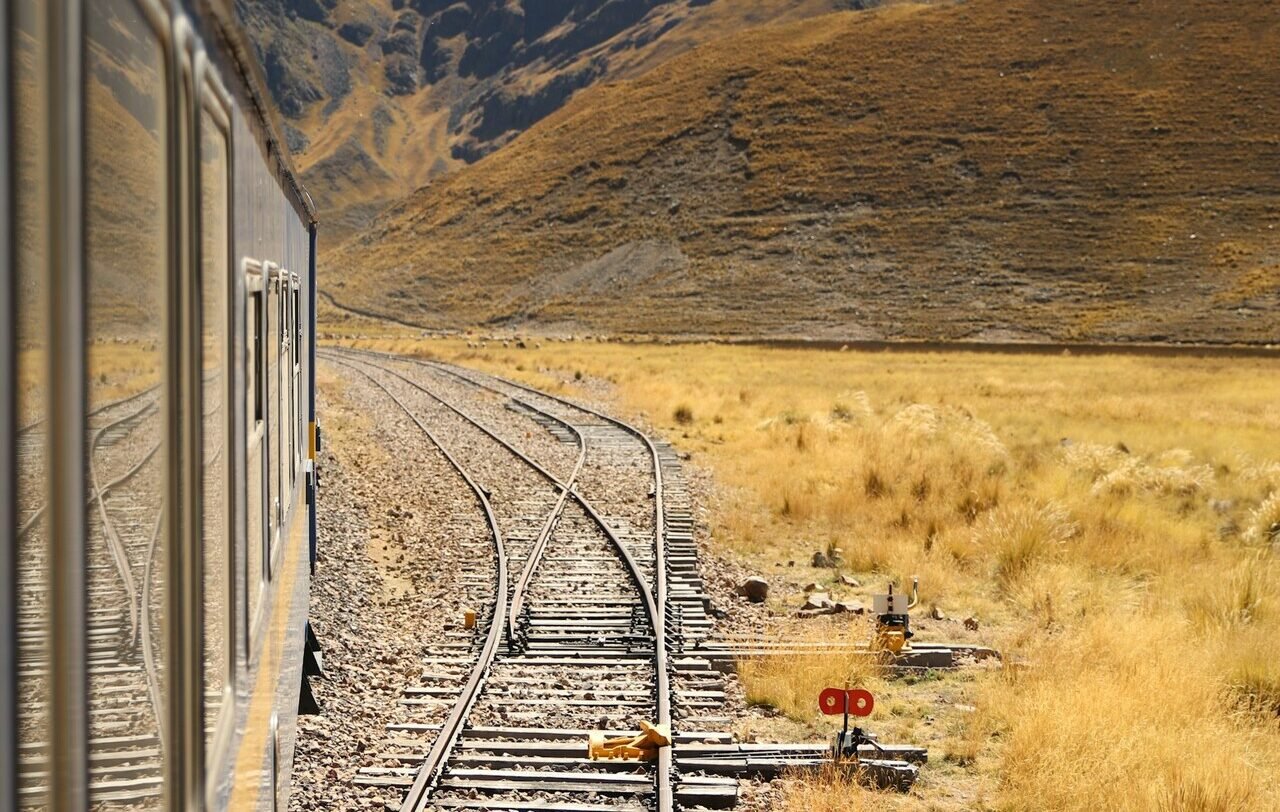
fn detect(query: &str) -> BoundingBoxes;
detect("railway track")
[14,382,193,807]
[320,348,731,812]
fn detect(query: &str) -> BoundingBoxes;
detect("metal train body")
[3,2,317,809]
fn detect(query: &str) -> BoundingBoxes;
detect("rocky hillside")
[323,0,1280,343]
[237,0,852,241]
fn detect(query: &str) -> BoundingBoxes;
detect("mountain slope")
[237,0,851,241]
[324,0,1280,342]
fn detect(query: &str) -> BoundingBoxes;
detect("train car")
[3,1,319,809]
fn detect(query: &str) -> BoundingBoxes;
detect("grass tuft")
[1245,491,1280,545]
[978,503,1077,589]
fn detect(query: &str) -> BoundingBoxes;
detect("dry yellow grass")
[16,343,161,425]
[326,333,1280,809]
[737,628,884,721]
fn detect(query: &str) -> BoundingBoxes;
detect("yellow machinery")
[872,577,919,654]
[588,721,672,762]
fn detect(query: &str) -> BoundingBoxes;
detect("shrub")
[976,502,1077,588]
[1245,491,1280,545]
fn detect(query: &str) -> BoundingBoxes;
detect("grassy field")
[327,332,1280,809]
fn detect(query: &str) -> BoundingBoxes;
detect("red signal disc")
[818,687,847,716]
[848,688,875,717]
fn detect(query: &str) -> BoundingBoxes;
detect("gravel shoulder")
[289,362,493,811]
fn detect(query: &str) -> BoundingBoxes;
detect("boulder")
[739,576,769,603]
[337,21,375,46]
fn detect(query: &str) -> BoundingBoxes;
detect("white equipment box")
[873,593,909,614]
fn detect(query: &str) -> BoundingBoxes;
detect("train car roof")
[196,0,318,227]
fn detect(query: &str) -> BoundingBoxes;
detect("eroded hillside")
[237,0,850,240]
[324,0,1280,343]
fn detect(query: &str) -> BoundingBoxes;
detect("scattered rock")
[811,551,830,568]
[738,576,769,603]
[803,582,823,593]
[797,607,838,619]
[930,604,946,621]
[963,616,980,631]
[337,21,375,47]
[839,574,861,587]
[787,560,795,567]
[839,601,866,615]
[802,592,833,611]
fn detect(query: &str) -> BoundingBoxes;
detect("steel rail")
[505,414,586,650]
[84,398,161,650]
[331,350,658,624]
[16,366,220,437]
[329,347,674,812]
[17,394,162,539]
[324,349,587,649]
[418,358,676,811]
[319,355,509,812]
[16,379,163,436]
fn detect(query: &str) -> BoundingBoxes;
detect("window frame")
[265,261,281,577]
[81,0,175,807]
[1,2,16,806]
[195,56,236,798]
[242,257,267,640]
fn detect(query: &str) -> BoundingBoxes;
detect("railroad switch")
[819,686,921,791]
[587,721,672,762]
[872,578,919,654]
[819,687,876,763]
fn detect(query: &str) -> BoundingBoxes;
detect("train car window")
[84,0,170,805]
[252,291,263,424]
[293,287,301,375]
[199,102,233,760]
[292,284,301,484]
[281,278,292,497]
[246,274,264,629]
[13,0,51,805]
[268,271,280,564]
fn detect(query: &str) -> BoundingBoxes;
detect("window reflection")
[84,0,168,805]
[14,0,50,806]
[201,105,232,760]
